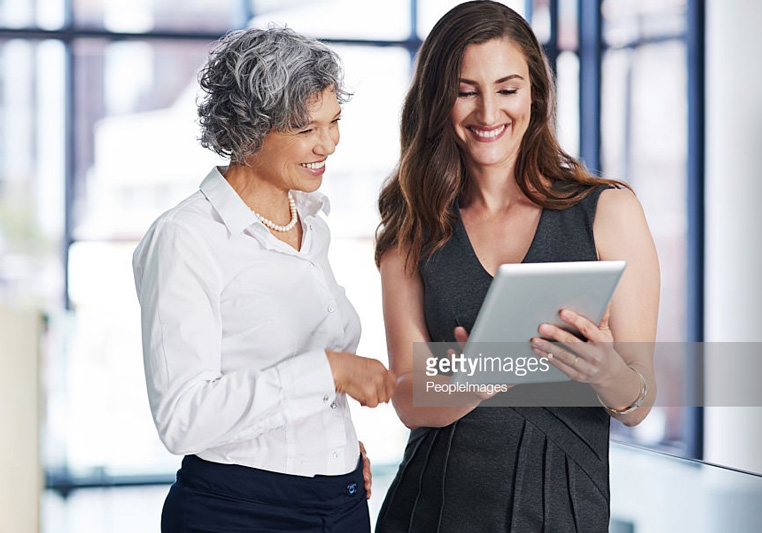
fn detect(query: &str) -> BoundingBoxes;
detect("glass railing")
[610,441,762,532]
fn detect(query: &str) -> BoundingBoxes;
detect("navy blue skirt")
[162,454,369,533]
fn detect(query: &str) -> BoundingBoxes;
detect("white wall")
[704,0,762,474]
[0,306,42,533]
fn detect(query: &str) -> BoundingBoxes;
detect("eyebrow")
[459,74,525,85]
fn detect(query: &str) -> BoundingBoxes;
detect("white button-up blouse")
[132,167,361,476]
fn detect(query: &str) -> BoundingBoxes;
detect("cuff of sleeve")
[277,349,336,423]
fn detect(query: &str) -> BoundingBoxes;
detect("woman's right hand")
[325,351,396,407]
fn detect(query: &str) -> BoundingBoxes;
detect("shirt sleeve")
[132,217,337,456]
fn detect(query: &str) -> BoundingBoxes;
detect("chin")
[300,180,323,193]
[467,153,506,168]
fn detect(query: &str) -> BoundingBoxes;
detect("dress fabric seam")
[435,421,459,533]
[406,430,438,533]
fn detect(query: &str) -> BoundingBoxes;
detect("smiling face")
[451,37,532,174]
[247,87,342,194]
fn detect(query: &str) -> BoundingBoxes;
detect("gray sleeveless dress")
[376,187,611,533]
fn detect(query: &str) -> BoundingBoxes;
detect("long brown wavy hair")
[375,0,628,269]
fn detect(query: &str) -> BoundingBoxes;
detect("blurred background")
[1,0,760,531]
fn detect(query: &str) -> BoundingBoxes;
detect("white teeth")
[301,161,326,170]
[470,125,506,138]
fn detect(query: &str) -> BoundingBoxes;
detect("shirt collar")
[199,166,331,237]
[293,190,331,217]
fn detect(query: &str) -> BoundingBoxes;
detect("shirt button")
[332,452,339,459]
[307,262,314,268]
[330,401,337,409]
[327,305,335,313]
[322,395,330,402]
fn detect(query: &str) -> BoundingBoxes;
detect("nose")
[314,126,339,156]
[476,93,498,124]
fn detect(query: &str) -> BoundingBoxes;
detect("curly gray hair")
[197,26,350,164]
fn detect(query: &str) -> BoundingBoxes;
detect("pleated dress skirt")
[375,406,610,533]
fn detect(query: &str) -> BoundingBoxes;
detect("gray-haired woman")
[132,26,395,532]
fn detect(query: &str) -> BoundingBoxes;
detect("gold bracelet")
[597,366,647,416]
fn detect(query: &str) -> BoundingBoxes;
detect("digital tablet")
[452,260,626,385]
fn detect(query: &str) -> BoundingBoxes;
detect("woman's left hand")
[360,441,372,499]
[530,306,623,386]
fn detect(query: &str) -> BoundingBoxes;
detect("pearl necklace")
[252,192,298,232]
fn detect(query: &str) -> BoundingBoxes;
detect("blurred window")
[0,38,66,308]
[599,0,696,456]
[72,0,242,33]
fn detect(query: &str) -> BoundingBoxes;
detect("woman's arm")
[596,188,660,342]
[379,247,487,429]
[532,188,660,426]
[594,188,660,425]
